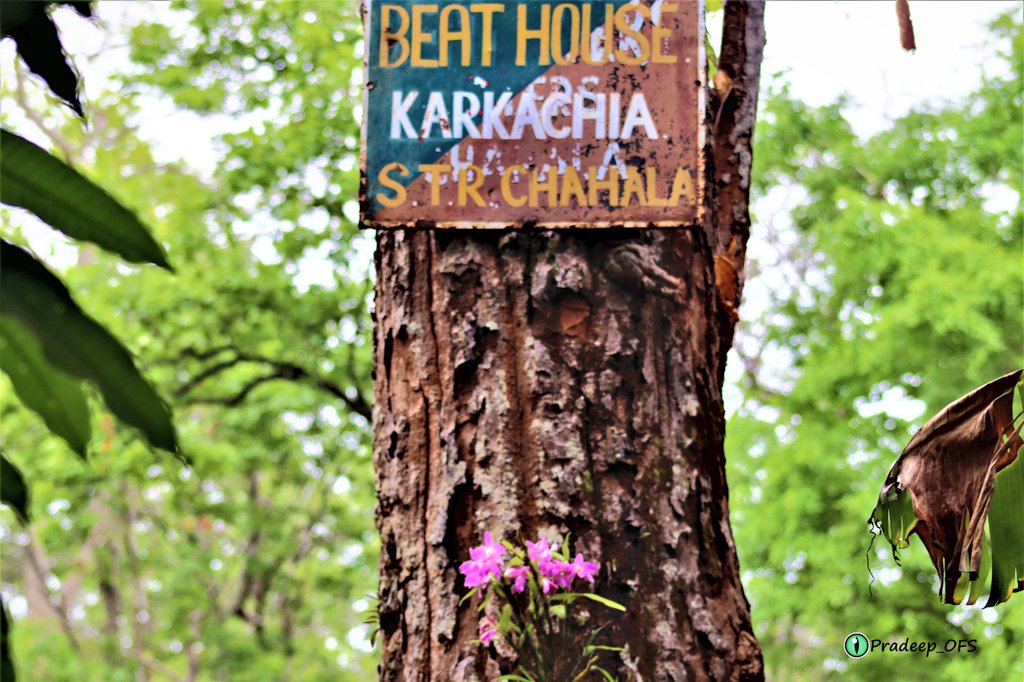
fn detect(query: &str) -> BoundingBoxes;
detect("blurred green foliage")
[727,11,1023,681]
[1,1,375,679]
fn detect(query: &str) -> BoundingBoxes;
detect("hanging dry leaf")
[871,368,1024,605]
[896,0,917,52]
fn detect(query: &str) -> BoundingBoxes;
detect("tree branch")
[186,611,202,682]
[183,366,301,408]
[175,347,372,418]
[228,472,267,628]
[11,62,78,163]
[22,526,81,651]
[119,484,152,682]
[177,346,237,363]
[173,356,249,397]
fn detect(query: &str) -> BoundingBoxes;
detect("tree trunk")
[373,2,766,680]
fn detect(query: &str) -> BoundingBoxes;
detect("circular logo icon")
[844,632,869,658]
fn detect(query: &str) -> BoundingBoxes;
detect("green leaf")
[0,316,91,457]
[572,656,600,682]
[592,665,617,682]
[517,666,539,682]
[550,604,567,619]
[0,129,171,269]
[966,526,992,606]
[985,448,1024,606]
[586,645,625,653]
[0,241,177,453]
[1,596,13,682]
[0,2,83,117]
[497,675,533,682]
[870,483,918,552]
[0,453,29,522]
[499,602,512,631]
[549,592,627,612]
[458,586,479,607]
[706,0,724,13]
[705,33,719,80]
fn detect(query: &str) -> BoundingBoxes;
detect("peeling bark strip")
[708,0,766,380]
[373,2,765,680]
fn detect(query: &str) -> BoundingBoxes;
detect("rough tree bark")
[373,2,766,680]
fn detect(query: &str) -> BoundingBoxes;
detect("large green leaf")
[1,597,13,682]
[0,1,89,118]
[0,129,171,269]
[985,448,1024,606]
[0,453,29,522]
[0,241,177,453]
[0,316,90,457]
[966,527,992,606]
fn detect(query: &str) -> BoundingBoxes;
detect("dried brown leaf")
[880,369,1023,602]
[896,0,917,52]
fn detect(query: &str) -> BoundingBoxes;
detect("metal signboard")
[361,0,704,228]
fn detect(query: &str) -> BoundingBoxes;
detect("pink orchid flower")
[504,565,531,593]
[570,553,599,584]
[479,618,499,646]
